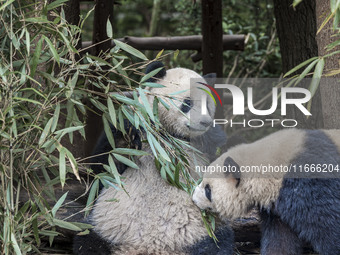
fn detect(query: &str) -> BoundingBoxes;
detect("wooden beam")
[81,35,245,53]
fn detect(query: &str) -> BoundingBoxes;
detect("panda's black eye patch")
[180,98,193,113]
[205,184,212,202]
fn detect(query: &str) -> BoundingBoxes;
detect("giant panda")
[73,62,234,255]
[192,128,340,255]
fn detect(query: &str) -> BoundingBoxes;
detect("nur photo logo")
[195,79,313,128]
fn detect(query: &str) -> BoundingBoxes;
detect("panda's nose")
[200,120,212,127]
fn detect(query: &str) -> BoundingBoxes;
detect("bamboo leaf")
[309,58,324,97]
[47,0,69,10]
[325,69,340,76]
[87,55,111,66]
[51,103,60,132]
[174,49,180,60]
[333,8,340,30]
[39,117,53,146]
[59,147,66,188]
[51,192,68,217]
[330,0,339,12]
[53,219,82,231]
[111,58,131,86]
[147,133,157,157]
[32,218,40,246]
[25,29,30,55]
[55,126,84,138]
[121,106,135,125]
[19,64,26,85]
[30,37,43,77]
[114,39,148,60]
[111,93,137,105]
[138,88,154,122]
[112,153,139,169]
[71,222,93,230]
[317,12,335,34]
[150,135,171,162]
[140,67,164,83]
[134,113,140,129]
[156,49,164,59]
[108,155,122,186]
[158,97,170,110]
[292,0,303,7]
[169,89,189,96]
[13,97,43,106]
[39,230,59,237]
[107,98,117,128]
[65,149,80,181]
[160,166,167,180]
[103,115,115,148]
[0,0,15,11]
[112,148,148,156]
[283,57,319,77]
[10,232,22,255]
[326,38,340,51]
[174,163,181,186]
[307,58,325,113]
[85,179,99,216]
[43,35,60,65]
[294,59,318,86]
[118,108,126,136]
[106,19,113,38]
[19,87,47,100]
[142,82,165,88]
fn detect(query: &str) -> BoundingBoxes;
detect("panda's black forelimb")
[260,210,303,255]
[90,119,142,177]
[73,229,112,255]
[186,225,234,255]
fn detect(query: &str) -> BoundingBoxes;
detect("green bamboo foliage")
[0,1,210,253]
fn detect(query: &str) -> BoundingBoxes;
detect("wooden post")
[201,0,224,118]
[91,0,114,55]
[201,0,223,77]
[85,0,114,157]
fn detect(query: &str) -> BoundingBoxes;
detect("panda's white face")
[192,173,240,216]
[192,181,215,211]
[147,68,216,138]
[192,156,254,220]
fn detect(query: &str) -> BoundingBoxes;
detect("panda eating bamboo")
[193,128,340,255]
[73,62,235,255]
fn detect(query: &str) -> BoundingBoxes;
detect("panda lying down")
[193,128,340,255]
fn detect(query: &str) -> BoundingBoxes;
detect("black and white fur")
[193,129,340,255]
[73,62,234,255]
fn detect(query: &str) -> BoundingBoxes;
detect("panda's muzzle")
[186,122,212,131]
[200,120,212,128]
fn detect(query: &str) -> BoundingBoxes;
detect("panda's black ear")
[145,61,166,82]
[223,156,241,188]
[203,73,217,86]
[203,73,217,79]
